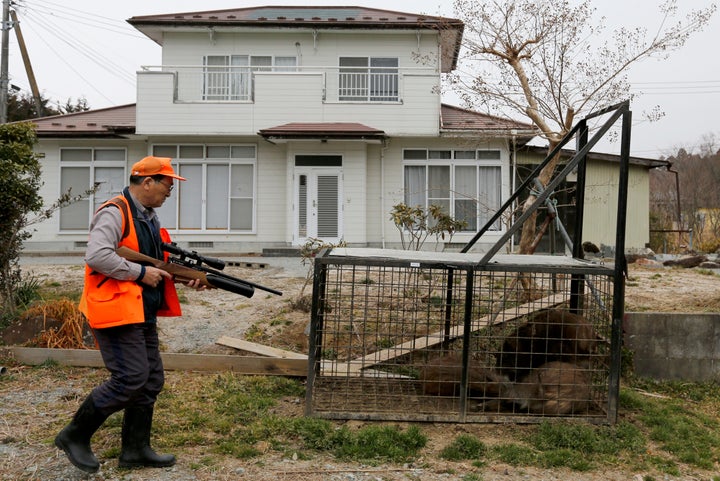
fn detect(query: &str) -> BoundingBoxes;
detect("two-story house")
[28,5,538,254]
[26,5,659,255]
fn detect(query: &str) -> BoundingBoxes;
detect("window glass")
[179,145,204,158]
[479,165,502,230]
[94,149,125,161]
[429,150,451,160]
[93,167,125,210]
[206,164,229,229]
[402,149,503,233]
[455,165,477,231]
[178,164,203,229]
[152,144,256,232]
[250,56,272,71]
[403,149,427,160]
[59,148,126,231]
[153,145,178,158]
[275,56,297,71]
[428,165,450,202]
[231,164,254,197]
[59,167,90,230]
[454,150,475,160]
[230,199,253,230]
[339,57,398,101]
[207,146,231,158]
[478,150,501,160]
[60,149,92,162]
[231,146,256,158]
[403,166,425,207]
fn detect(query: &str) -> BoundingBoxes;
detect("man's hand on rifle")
[183,278,206,291]
[140,266,173,288]
[140,267,206,290]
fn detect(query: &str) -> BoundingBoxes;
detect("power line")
[19,0,144,38]
[21,9,136,85]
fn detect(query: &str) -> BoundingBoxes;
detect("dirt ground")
[1,257,719,480]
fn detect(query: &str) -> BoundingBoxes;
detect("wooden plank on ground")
[216,335,307,359]
[5,347,307,377]
[329,293,568,374]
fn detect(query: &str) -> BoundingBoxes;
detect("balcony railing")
[141,65,437,103]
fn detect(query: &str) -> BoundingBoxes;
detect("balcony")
[135,65,441,136]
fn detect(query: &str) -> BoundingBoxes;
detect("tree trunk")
[518,141,561,254]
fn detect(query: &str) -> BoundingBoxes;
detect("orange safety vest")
[79,195,182,329]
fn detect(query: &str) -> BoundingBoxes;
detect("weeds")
[440,434,487,460]
[5,362,720,477]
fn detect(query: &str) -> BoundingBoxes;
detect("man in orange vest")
[55,156,203,474]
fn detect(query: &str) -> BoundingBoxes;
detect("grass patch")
[483,421,646,472]
[11,364,720,477]
[156,373,426,464]
[622,380,720,470]
[333,424,427,463]
[441,434,487,461]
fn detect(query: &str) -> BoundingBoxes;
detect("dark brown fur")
[496,309,599,381]
[420,353,507,398]
[503,361,592,415]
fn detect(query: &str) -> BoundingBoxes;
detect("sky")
[6,0,720,159]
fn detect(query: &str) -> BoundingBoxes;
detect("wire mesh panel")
[306,248,619,424]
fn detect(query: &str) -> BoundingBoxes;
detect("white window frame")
[58,147,126,233]
[402,149,504,233]
[152,144,257,233]
[202,55,298,101]
[339,56,399,102]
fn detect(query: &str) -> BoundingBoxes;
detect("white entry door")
[294,155,343,245]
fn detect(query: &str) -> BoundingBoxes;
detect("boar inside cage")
[305,248,621,424]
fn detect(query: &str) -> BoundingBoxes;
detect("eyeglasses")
[154,179,174,192]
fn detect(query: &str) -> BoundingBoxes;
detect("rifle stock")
[116,246,255,298]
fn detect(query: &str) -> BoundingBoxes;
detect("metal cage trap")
[305,102,632,424]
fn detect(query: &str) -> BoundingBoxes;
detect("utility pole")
[0,0,10,123]
[10,10,41,116]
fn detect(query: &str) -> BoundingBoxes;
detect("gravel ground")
[3,254,720,480]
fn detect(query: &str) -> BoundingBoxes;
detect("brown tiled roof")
[29,104,136,137]
[441,104,536,133]
[129,6,461,28]
[259,122,385,141]
[128,6,464,71]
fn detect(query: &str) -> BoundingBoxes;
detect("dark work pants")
[90,323,164,416]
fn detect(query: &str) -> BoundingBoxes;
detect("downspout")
[510,131,518,252]
[380,138,388,248]
[667,163,683,247]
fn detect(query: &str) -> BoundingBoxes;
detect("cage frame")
[305,102,632,424]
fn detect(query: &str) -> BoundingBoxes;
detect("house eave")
[440,129,537,145]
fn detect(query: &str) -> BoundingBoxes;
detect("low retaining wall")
[624,312,720,381]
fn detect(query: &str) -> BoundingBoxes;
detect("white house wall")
[136,31,441,136]
[29,139,149,251]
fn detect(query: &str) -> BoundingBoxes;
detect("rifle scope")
[161,242,226,270]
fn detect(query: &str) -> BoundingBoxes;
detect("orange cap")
[130,156,186,181]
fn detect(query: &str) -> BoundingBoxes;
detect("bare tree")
[449,0,716,254]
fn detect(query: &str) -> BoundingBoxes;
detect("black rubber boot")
[54,394,109,473]
[118,405,176,469]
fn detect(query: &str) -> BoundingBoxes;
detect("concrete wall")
[624,312,720,381]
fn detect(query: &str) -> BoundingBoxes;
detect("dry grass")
[23,299,90,349]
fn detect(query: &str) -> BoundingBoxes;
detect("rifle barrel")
[206,274,255,298]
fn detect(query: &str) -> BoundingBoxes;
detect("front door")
[294,155,343,246]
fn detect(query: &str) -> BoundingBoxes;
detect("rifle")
[161,242,282,296]
[116,245,282,298]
